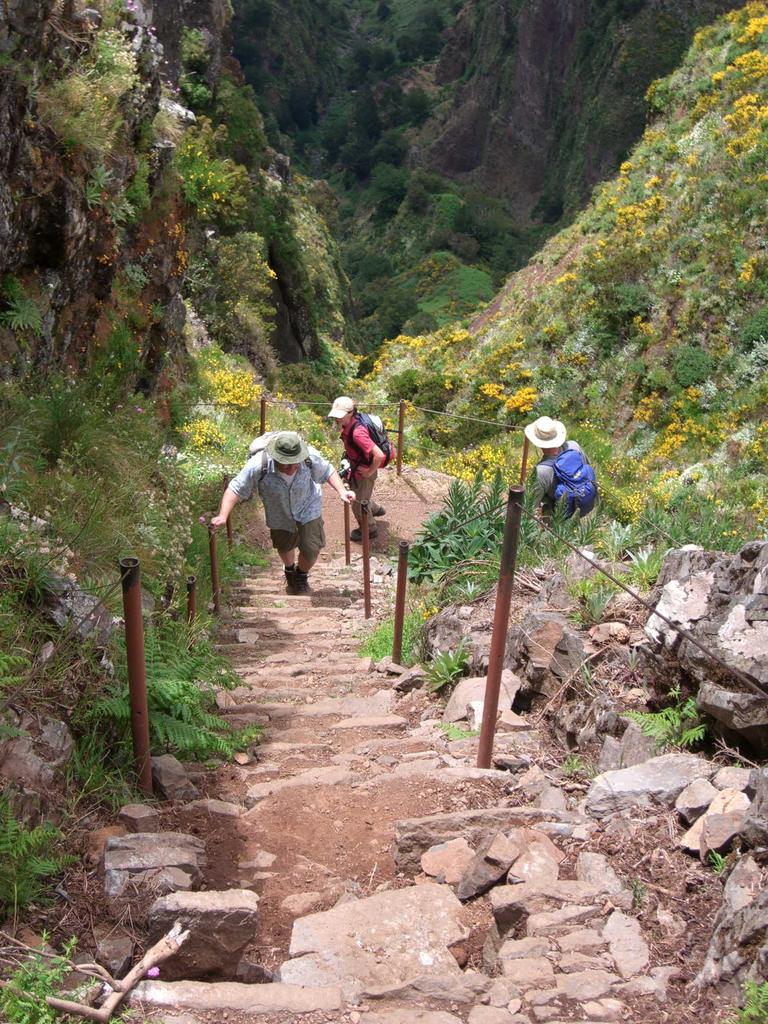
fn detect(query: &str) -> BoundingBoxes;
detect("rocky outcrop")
[696,856,768,996]
[645,542,768,754]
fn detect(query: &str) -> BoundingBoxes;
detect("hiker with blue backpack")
[524,416,598,520]
[328,396,395,542]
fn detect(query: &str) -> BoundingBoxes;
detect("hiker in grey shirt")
[212,431,354,593]
[524,416,595,519]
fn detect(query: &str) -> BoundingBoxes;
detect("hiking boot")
[294,569,310,593]
[284,564,297,591]
[350,527,378,542]
[372,506,386,517]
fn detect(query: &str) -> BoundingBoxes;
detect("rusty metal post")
[519,436,530,486]
[361,500,372,619]
[222,475,233,550]
[208,526,221,616]
[260,396,267,435]
[477,486,525,769]
[118,557,153,796]
[186,575,197,624]
[396,400,405,477]
[344,500,351,567]
[391,540,410,664]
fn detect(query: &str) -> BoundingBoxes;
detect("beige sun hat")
[328,396,355,419]
[524,416,567,449]
[266,431,309,464]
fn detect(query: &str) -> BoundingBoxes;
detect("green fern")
[0,798,69,920]
[733,981,768,1024]
[0,651,28,689]
[87,619,257,761]
[0,276,43,336]
[625,686,707,750]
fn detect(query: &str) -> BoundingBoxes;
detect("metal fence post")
[361,500,372,619]
[208,526,221,616]
[222,475,233,550]
[392,540,410,664]
[344,501,352,567]
[519,436,530,486]
[396,400,405,477]
[260,396,267,435]
[118,557,153,795]
[477,486,525,769]
[186,574,197,624]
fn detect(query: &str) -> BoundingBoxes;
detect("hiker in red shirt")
[328,396,387,541]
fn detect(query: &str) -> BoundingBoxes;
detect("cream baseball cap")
[328,396,355,419]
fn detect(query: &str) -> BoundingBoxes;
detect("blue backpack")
[552,448,597,518]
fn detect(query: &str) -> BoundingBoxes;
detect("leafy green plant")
[600,520,634,561]
[0,936,78,1024]
[410,473,506,585]
[626,545,665,590]
[631,877,647,909]
[0,798,69,921]
[425,638,470,692]
[0,652,28,689]
[708,850,727,875]
[561,754,595,777]
[569,578,617,626]
[438,722,479,741]
[625,686,707,750]
[84,164,113,208]
[359,608,423,665]
[0,277,43,336]
[732,981,768,1024]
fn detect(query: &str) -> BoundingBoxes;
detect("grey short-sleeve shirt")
[229,446,333,530]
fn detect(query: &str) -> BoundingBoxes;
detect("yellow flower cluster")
[182,418,226,451]
[635,393,662,423]
[480,382,505,400]
[747,422,768,464]
[504,386,538,414]
[554,272,578,287]
[725,49,768,84]
[737,4,768,43]
[724,93,768,157]
[441,440,522,483]
[203,366,261,407]
[615,195,666,234]
[752,497,768,527]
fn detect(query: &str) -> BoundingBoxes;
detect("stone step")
[129,980,342,1014]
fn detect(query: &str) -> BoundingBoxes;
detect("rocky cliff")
[425,0,743,222]
[0,0,350,384]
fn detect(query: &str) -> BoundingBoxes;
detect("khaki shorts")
[269,517,326,560]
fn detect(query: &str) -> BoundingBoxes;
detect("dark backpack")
[350,413,395,467]
[552,448,597,518]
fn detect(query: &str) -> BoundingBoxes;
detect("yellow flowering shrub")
[182,418,227,451]
[203,366,261,407]
[504,387,538,414]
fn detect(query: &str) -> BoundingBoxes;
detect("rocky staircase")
[111,548,753,1024]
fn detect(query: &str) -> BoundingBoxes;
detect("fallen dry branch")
[44,921,189,1023]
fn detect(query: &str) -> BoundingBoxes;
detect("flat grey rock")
[280,883,467,1000]
[585,753,714,817]
[129,980,341,1013]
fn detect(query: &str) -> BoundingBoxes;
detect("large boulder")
[509,609,586,704]
[585,753,714,818]
[443,671,521,724]
[644,542,768,753]
[102,832,205,898]
[148,890,260,980]
[151,755,201,801]
[279,883,468,1000]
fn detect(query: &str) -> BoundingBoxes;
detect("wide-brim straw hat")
[524,416,567,449]
[266,431,309,464]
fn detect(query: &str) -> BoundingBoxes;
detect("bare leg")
[297,551,318,572]
[277,548,296,567]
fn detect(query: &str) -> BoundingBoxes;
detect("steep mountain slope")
[0,0,349,384]
[232,0,742,347]
[362,1,768,540]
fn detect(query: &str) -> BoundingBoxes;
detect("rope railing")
[410,405,525,431]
